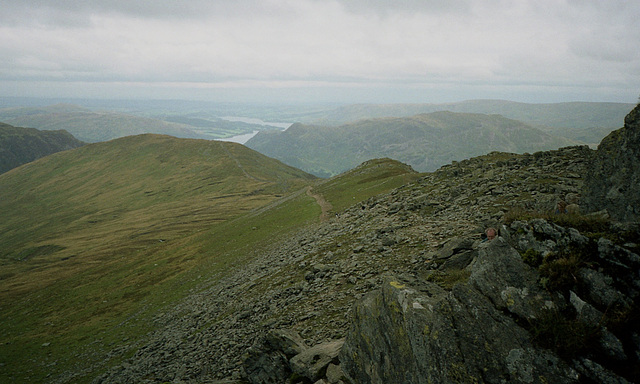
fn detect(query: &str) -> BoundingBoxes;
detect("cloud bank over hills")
[1,0,639,103]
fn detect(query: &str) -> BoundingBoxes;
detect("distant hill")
[307,100,634,144]
[0,104,213,142]
[0,122,84,174]
[246,111,578,177]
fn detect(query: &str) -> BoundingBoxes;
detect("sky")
[1,0,639,104]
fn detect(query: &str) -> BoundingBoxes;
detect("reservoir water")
[219,130,260,144]
[221,116,291,129]
[216,116,292,144]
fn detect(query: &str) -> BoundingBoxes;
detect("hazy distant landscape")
[246,110,579,176]
[1,98,633,176]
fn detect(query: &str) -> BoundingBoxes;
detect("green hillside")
[0,134,314,381]
[314,157,419,211]
[0,122,85,174]
[0,135,417,383]
[0,104,212,142]
[246,111,578,177]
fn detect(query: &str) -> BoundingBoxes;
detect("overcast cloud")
[1,0,639,103]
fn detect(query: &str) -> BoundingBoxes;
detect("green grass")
[315,158,420,212]
[0,134,317,383]
[426,269,472,290]
[0,136,411,383]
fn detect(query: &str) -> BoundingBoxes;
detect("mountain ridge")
[247,111,578,177]
[0,122,85,174]
[310,99,634,130]
[0,105,213,143]
[0,135,419,383]
[2,105,639,383]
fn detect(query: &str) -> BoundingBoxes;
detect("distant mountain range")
[0,99,632,147]
[308,99,634,129]
[0,122,84,174]
[246,111,578,177]
[0,104,213,143]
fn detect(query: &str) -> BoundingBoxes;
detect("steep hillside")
[94,143,640,383]
[0,122,84,174]
[0,134,319,383]
[0,104,212,142]
[246,111,577,177]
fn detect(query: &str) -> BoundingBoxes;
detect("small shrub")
[289,372,312,384]
[503,208,612,239]
[550,214,611,235]
[529,308,601,359]
[426,269,471,290]
[538,252,584,293]
[521,249,542,268]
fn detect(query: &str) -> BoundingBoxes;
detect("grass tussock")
[503,207,611,235]
[426,269,471,290]
[528,308,602,359]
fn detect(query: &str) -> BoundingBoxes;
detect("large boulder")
[583,104,640,221]
[289,339,344,382]
[339,235,635,383]
[339,275,578,383]
[468,237,560,320]
[243,329,308,384]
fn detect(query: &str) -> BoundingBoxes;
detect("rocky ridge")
[86,143,617,384]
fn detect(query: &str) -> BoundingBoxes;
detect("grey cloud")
[570,34,639,64]
[0,0,268,26]
[0,0,638,103]
[336,0,473,15]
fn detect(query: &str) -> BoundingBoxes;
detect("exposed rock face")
[340,239,578,384]
[243,330,346,384]
[583,104,640,221]
[340,226,640,384]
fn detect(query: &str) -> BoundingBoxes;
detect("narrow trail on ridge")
[306,186,333,222]
[217,141,267,182]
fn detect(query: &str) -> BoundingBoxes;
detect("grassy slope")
[314,158,420,212]
[0,134,316,382]
[0,135,417,383]
[246,111,577,177]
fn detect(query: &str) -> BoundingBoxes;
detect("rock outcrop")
[583,104,640,221]
[340,223,640,383]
